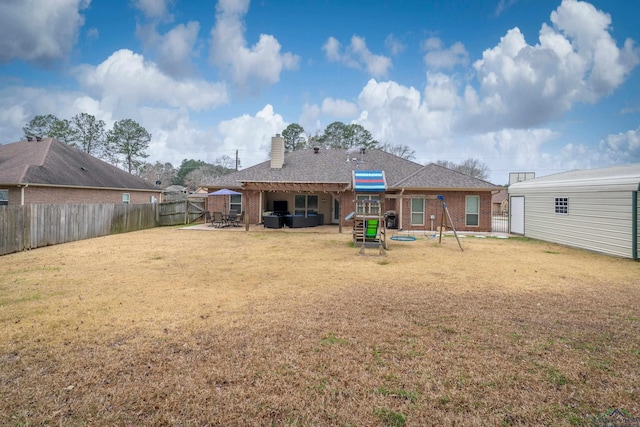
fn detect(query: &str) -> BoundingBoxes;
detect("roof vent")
[26,136,34,141]
[36,136,42,141]
[313,147,319,154]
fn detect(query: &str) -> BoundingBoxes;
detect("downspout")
[398,188,405,230]
[633,185,639,260]
[19,184,28,205]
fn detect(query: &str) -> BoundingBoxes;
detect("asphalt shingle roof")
[0,138,158,190]
[209,148,500,190]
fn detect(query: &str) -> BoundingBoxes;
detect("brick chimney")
[270,134,285,169]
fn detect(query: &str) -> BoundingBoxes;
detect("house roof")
[0,138,159,191]
[508,163,640,192]
[208,148,500,191]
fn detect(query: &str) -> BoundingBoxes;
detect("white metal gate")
[510,196,525,235]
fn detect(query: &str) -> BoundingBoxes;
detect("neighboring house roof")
[492,189,508,204]
[0,138,159,191]
[208,148,500,191]
[508,163,640,193]
[164,185,188,193]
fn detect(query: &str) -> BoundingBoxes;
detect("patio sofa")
[263,215,285,229]
[286,213,324,228]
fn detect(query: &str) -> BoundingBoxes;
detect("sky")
[0,0,639,185]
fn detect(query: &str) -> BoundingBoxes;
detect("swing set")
[389,195,463,251]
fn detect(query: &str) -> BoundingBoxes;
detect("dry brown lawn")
[0,226,639,426]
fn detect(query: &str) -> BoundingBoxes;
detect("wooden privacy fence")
[158,199,206,226]
[0,203,158,256]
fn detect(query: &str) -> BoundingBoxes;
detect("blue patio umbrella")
[207,188,241,214]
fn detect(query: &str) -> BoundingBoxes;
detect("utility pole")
[235,149,239,171]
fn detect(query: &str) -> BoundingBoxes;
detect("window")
[411,198,424,225]
[230,194,242,213]
[122,193,130,204]
[294,194,318,216]
[355,194,380,215]
[555,197,568,214]
[0,189,8,205]
[466,195,479,226]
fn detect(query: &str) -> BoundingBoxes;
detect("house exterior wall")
[395,191,493,232]
[508,188,636,258]
[209,189,493,233]
[3,186,161,206]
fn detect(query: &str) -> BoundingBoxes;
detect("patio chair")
[234,211,244,227]
[227,211,239,227]
[212,211,224,228]
[204,211,213,225]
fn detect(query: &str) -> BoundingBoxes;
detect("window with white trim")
[555,197,568,214]
[466,195,479,226]
[411,198,425,225]
[122,193,130,204]
[0,189,8,205]
[230,194,242,214]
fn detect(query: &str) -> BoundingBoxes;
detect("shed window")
[0,189,8,205]
[466,195,479,227]
[555,197,568,214]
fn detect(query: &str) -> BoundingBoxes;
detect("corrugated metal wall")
[515,190,634,258]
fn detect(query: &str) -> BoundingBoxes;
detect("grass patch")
[320,332,349,345]
[374,407,406,427]
[1,227,639,425]
[376,387,419,402]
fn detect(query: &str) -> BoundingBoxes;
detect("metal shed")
[507,164,640,259]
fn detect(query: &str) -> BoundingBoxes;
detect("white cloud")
[495,0,519,17]
[137,21,201,77]
[133,0,173,20]
[73,49,228,116]
[298,103,322,136]
[0,85,104,142]
[355,79,453,153]
[321,98,359,118]
[209,0,299,93]
[385,34,406,56]
[217,104,287,166]
[323,35,393,78]
[465,0,639,132]
[423,37,469,70]
[597,126,640,164]
[0,0,89,65]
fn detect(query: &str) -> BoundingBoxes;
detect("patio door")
[332,197,340,224]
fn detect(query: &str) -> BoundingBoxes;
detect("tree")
[281,123,307,152]
[214,155,238,170]
[345,123,378,149]
[380,143,416,160]
[68,113,106,157]
[23,114,71,142]
[315,122,380,150]
[106,119,151,173]
[138,161,176,186]
[176,159,208,185]
[436,158,491,180]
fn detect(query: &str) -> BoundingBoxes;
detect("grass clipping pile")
[1,226,639,426]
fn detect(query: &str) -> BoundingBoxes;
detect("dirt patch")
[1,227,638,426]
